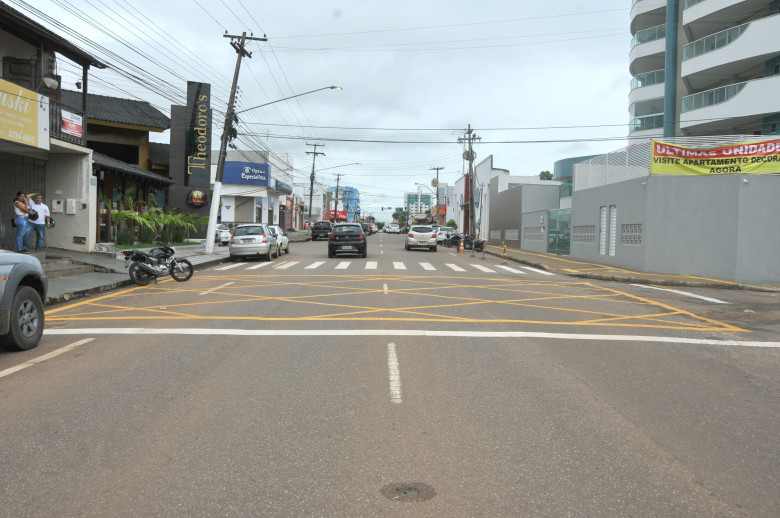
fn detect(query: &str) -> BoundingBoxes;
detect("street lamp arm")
[235,86,342,114]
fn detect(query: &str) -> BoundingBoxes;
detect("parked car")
[361,222,373,236]
[311,221,332,240]
[229,223,279,261]
[435,226,455,243]
[269,225,290,254]
[371,224,378,234]
[328,222,367,258]
[215,224,231,246]
[405,225,437,252]
[0,250,48,351]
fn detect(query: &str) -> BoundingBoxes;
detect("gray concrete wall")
[571,174,780,283]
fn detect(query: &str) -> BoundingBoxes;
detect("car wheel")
[328,248,334,258]
[284,243,290,254]
[274,245,280,258]
[431,246,437,252]
[0,286,44,351]
[361,247,367,258]
[265,248,272,261]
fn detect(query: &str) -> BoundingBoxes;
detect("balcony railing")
[681,82,747,112]
[631,68,665,90]
[682,22,749,60]
[630,114,664,133]
[631,24,666,49]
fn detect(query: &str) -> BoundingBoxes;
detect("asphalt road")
[1,233,778,516]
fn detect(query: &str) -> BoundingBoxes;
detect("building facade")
[630,0,780,138]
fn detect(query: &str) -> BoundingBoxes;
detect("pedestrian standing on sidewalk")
[12,191,30,253]
[26,193,51,251]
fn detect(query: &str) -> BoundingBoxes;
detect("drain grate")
[380,482,436,502]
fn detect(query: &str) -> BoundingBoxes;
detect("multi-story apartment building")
[630,0,780,138]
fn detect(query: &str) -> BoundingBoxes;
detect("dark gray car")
[0,250,48,350]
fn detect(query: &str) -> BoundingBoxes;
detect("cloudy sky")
[18,0,633,220]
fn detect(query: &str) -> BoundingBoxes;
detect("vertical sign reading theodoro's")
[185,81,211,186]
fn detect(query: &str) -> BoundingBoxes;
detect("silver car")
[229,223,279,261]
[215,224,231,246]
[405,225,437,252]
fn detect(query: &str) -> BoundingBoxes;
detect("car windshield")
[217,224,229,231]
[411,226,433,233]
[233,226,264,236]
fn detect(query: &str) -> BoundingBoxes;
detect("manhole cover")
[380,482,436,502]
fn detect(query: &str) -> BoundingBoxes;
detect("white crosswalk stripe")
[365,262,378,269]
[335,261,351,269]
[471,264,496,273]
[522,266,554,276]
[495,265,526,274]
[419,262,436,271]
[274,261,298,269]
[305,261,325,269]
[246,262,272,270]
[445,263,466,272]
[393,262,406,270]
[216,263,244,270]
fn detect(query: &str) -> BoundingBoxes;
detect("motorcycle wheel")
[129,262,153,286]
[170,258,194,282]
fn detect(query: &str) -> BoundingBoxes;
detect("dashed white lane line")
[383,283,389,295]
[393,262,406,270]
[420,262,436,271]
[0,339,94,379]
[366,262,378,270]
[387,342,403,404]
[495,265,526,275]
[445,263,466,272]
[245,262,272,270]
[199,282,234,295]
[335,261,351,270]
[216,263,243,270]
[471,264,496,273]
[631,284,729,304]
[305,261,325,269]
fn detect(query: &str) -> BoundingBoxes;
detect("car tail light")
[328,233,334,240]
[360,232,366,239]
[408,233,414,237]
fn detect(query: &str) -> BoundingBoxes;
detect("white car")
[435,226,455,243]
[405,225,437,252]
[215,224,231,246]
[386,224,400,234]
[269,225,290,254]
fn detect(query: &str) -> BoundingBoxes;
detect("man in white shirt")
[26,193,52,251]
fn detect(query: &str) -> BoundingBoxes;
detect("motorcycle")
[444,233,485,252]
[122,242,194,286]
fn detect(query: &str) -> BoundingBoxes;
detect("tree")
[539,170,553,180]
[446,219,458,230]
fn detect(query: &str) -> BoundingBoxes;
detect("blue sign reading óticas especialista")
[223,161,270,186]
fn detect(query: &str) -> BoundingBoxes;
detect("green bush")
[115,229,136,246]
[139,226,157,243]
[171,229,186,243]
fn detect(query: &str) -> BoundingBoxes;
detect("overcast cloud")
[19,0,632,220]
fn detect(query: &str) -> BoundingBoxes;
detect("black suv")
[311,221,332,241]
[0,250,48,350]
[328,223,367,258]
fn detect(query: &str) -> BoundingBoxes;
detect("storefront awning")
[92,151,174,189]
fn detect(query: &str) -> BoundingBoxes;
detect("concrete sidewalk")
[481,243,780,293]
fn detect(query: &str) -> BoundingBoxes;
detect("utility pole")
[205,31,267,254]
[334,173,343,220]
[306,143,325,222]
[458,125,480,236]
[430,166,443,224]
